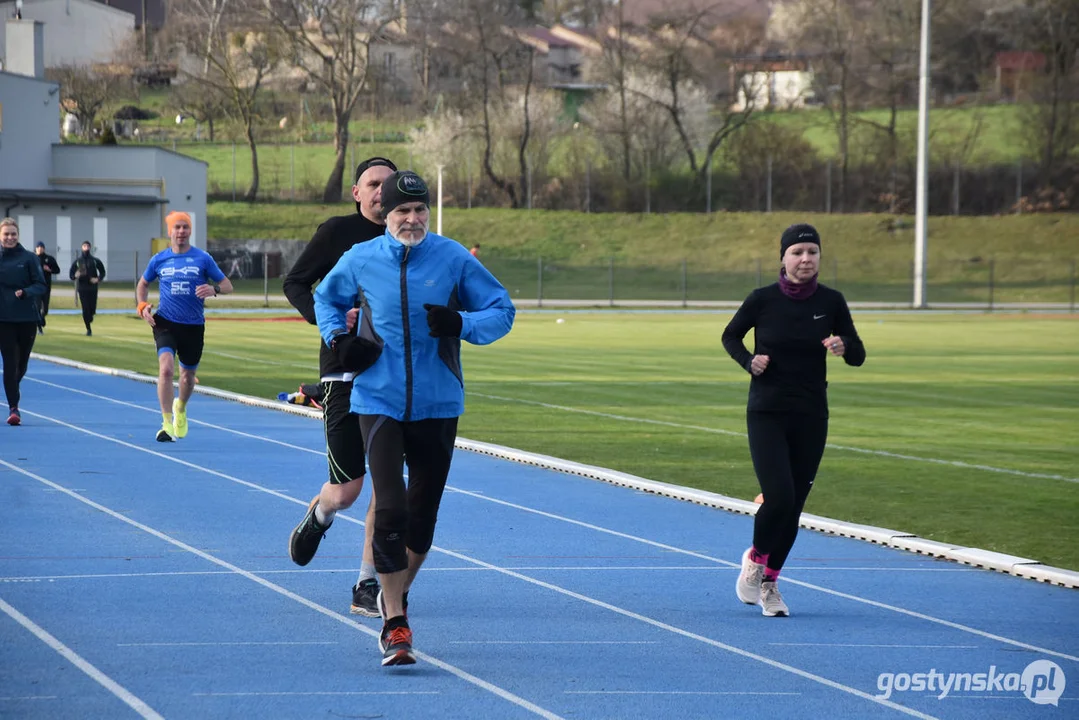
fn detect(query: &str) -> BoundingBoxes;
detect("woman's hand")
[823,336,845,356]
[750,354,770,376]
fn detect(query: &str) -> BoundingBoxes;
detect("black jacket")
[0,244,47,323]
[37,252,61,288]
[69,251,106,290]
[722,282,866,418]
[282,212,385,376]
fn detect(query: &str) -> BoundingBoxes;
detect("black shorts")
[323,380,366,484]
[152,315,206,369]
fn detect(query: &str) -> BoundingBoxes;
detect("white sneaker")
[736,548,765,605]
[759,581,789,617]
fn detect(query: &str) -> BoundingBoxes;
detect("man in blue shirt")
[314,170,515,666]
[135,211,233,442]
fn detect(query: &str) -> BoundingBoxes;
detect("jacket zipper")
[400,246,413,421]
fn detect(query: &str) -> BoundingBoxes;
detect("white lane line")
[0,458,563,720]
[446,487,1079,664]
[63,332,316,372]
[4,418,935,719]
[448,641,659,645]
[0,566,978,583]
[194,691,440,697]
[117,642,338,647]
[25,378,323,456]
[768,644,980,649]
[469,392,1078,484]
[0,596,164,720]
[564,691,801,696]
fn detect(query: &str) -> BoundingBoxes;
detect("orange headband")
[166,211,192,231]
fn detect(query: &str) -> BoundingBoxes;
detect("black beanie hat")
[780,223,821,259]
[380,171,430,217]
[353,156,397,184]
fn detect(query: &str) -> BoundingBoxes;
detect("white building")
[733,68,816,111]
[0,20,207,282]
[0,0,134,69]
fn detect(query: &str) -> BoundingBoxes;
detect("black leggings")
[747,411,828,572]
[0,321,37,409]
[78,287,98,327]
[359,414,458,574]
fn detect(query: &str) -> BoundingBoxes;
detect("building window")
[383,53,396,78]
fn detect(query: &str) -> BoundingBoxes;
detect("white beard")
[391,228,428,247]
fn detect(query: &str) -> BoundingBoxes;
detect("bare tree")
[169,82,230,141]
[625,8,762,194]
[263,0,400,201]
[47,66,130,140]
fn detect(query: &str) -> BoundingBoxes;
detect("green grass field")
[31,310,1079,571]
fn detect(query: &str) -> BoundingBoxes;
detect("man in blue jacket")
[314,171,515,667]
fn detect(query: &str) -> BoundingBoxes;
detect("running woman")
[721,223,866,617]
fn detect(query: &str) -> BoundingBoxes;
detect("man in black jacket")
[68,241,106,336]
[34,242,60,334]
[284,156,397,617]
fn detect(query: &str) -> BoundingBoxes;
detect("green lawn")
[31,311,1079,570]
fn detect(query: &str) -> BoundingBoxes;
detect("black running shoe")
[288,496,330,566]
[379,621,416,666]
[350,578,380,617]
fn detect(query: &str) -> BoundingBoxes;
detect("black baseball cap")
[353,157,397,184]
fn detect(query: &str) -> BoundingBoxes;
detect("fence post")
[987,258,995,312]
[467,159,473,210]
[645,151,651,214]
[263,254,269,308]
[1070,260,1077,314]
[825,160,832,214]
[527,159,533,211]
[585,159,591,213]
[290,143,295,201]
[231,143,237,202]
[133,250,139,291]
[766,154,773,213]
[608,257,614,307]
[952,162,960,216]
[1016,160,1023,214]
[681,258,688,308]
[537,257,543,308]
[705,156,712,214]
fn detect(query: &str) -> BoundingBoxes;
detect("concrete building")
[0,0,135,69]
[0,20,207,282]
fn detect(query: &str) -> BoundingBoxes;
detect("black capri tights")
[359,414,458,574]
[747,411,828,572]
[0,321,37,409]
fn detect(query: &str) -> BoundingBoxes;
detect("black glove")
[330,334,382,372]
[423,303,462,338]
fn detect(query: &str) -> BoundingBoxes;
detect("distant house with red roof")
[993,51,1047,99]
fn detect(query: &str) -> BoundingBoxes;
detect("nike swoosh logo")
[813,314,826,320]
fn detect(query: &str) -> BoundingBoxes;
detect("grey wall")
[0,71,60,190]
[0,0,134,68]
[50,145,208,246]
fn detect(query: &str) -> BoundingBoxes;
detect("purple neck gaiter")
[778,267,819,300]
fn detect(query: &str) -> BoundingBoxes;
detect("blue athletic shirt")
[142,246,227,325]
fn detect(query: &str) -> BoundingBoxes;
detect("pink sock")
[749,546,769,566]
[763,568,781,583]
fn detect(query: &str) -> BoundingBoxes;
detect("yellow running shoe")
[172,398,188,439]
[156,420,175,442]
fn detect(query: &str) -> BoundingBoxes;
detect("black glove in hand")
[331,334,382,372]
[423,303,462,338]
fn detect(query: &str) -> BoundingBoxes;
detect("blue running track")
[1,361,1076,720]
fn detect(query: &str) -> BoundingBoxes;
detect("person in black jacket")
[69,240,106,336]
[34,242,60,333]
[284,156,397,617]
[0,218,46,426]
[721,223,866,618]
